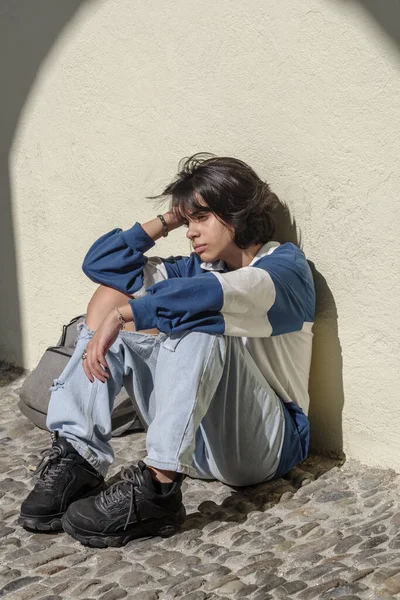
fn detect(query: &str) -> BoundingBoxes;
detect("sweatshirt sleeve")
[82,222,186,296]
[130,244,315,337]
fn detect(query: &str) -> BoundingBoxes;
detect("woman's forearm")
[141,211,182,241]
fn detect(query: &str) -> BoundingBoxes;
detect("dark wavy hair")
[153,153,277,249]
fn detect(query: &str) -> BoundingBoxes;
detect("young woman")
[19,154,315,548]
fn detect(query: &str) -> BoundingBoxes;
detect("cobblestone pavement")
[1,367,400,600]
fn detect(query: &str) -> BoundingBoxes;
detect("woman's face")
[184,210,236,264]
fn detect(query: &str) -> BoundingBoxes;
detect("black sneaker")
[19,437,105,532]
[61,461,186,548]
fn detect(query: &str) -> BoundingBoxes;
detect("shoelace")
[100,466,141,530]
[33,447,73,490]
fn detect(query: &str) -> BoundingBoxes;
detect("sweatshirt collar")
[249,240,280,265]
[200,240,280,272]
[200,259,227,272]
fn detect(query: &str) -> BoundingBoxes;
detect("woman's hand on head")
[163,210,184,232]
[82,309,124,383]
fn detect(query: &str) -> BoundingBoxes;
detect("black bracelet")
[157,214,169,237]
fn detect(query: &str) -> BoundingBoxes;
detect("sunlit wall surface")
[4,1,400,470]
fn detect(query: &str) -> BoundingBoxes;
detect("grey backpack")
[18,315,144,436]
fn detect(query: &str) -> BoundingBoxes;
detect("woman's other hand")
[83,309,128,383]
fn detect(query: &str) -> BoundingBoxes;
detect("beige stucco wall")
[3,1,400,470]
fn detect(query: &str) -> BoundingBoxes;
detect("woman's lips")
[194,244,207,254]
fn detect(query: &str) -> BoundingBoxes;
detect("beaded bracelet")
[157,214,169,237]
[114,306,126,330]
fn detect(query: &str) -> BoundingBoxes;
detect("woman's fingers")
[82,355,94,383]
[89,352,108,382]
[94,346,110,381]
[83,342,109,383]
[82,310,121,383]
[97,352,109,371]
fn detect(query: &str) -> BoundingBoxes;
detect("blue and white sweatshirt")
[83,222,315,416]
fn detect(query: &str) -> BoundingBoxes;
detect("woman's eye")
[185,213,209,225]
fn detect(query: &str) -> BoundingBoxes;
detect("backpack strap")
[59,315,86,347]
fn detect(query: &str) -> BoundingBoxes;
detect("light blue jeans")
[47,324,287,486]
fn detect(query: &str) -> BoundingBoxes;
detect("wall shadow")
[337,0,400,52]
[0,0,84,372]
[271,198,345,457]
[307,263,344,457]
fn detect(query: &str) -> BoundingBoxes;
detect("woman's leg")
[47,328,226,480]
[192,335,306,486]
[124,331,296,487]
[48,310,305,486]
[43,328,306,546]
[46,285,159,476]
[46,325,162,477]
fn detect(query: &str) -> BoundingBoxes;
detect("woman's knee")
[161,330,225,353]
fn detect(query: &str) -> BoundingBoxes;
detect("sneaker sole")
[18,481,107,533]
[18,514,64,532]
[61,505,186,548]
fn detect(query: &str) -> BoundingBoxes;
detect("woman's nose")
[186,224,198,240]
